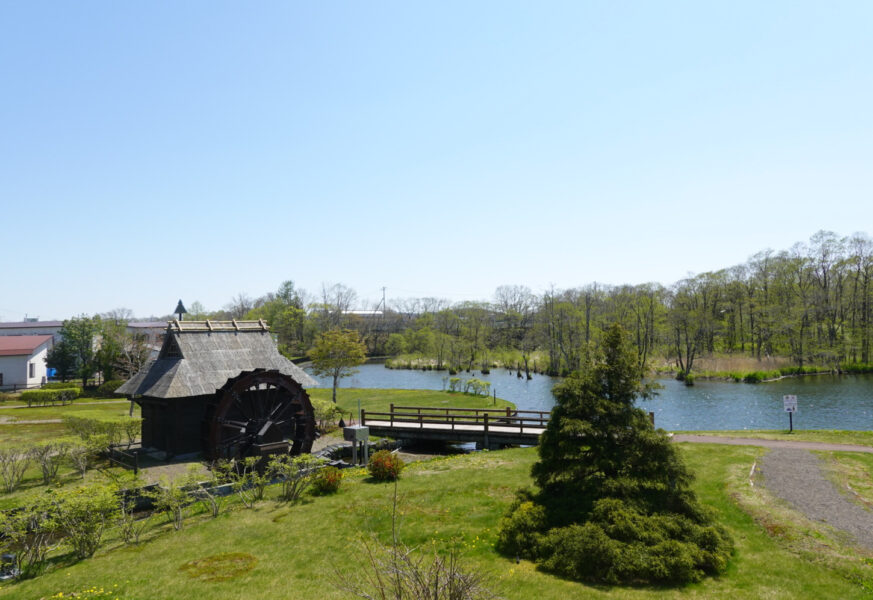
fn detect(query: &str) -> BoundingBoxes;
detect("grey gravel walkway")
[758,448,873,549]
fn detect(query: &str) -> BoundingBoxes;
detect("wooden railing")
[361,404,550,436]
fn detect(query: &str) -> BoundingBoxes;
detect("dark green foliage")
[94,379,125,398]
[41,382,84,392]
[839,363,873,374]
[497,324,733,585]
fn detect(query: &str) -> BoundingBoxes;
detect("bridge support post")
[483,413,489,449]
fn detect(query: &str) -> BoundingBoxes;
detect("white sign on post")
[783,395,798,413]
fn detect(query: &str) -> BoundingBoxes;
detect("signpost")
[783,395,798,432]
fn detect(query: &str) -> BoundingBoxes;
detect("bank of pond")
[307,364,873,432]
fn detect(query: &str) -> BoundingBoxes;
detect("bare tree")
[225,293,254,319]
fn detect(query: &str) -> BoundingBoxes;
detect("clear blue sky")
[2,2,872,320]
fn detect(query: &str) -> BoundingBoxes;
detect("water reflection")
[305,364,873,431]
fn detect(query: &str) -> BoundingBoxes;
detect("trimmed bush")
[42,382,84,392]
[312,466,343,495]
[94,379,126,398]
[368,450,404,481]
[20,388,80,407]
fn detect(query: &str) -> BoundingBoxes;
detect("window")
[29,363,35,378]
[0,373,3,386]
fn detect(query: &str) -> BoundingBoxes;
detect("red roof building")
[0,335,54,390]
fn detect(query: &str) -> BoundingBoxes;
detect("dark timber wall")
[137,394,212,456]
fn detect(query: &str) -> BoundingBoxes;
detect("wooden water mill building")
[116,320,318,460]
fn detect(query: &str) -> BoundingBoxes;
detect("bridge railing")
[360,404,550,435]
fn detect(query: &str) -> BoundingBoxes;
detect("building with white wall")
[0,320,63,342]
[0,335,53,390]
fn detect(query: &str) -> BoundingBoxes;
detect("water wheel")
[204,369,316,461]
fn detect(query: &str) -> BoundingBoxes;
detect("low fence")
[361,404,551,435]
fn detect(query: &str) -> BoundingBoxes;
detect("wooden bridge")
[360,405,550,448]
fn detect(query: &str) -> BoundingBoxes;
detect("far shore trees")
[308,329,367,403]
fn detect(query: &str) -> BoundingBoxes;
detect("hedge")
[20,388,81,407]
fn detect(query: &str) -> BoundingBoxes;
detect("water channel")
[306,364,873,431]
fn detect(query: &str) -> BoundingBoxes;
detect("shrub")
[267,454,324,503]
[42,382,83,393]
[312,466,343,495]
[312,397,343,433]
[683,373,695,386]
[94,379,125,398]
[0,392,15,403]
[20,388,80,407]
[0,446,31,493]
[368,450,404,481]
[496,492,546,559]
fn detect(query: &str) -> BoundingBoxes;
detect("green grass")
[0,395,129,409]
[0,422,69,445]
[314,387,515,416]
[0,401,139,423]
[2,444,870,599]
[676,429,873,447]
[0,461,137,511]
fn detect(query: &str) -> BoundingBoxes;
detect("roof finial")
[175,299,188,321]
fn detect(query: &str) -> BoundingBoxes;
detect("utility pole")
[381,287,386,313]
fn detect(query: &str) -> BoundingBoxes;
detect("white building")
[0,320,63,342]
[0,335,53,390]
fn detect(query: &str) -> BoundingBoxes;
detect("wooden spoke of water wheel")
[204,369,315,461]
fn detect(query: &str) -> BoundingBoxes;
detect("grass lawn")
[314,387,515,416]
[0,400,139,423]
[676,429,873,447]
[2,444,870,599]
[0,422,69,445]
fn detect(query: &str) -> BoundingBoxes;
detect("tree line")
[49,230,873,382]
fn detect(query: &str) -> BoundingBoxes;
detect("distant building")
[0,335,53,390]
[0,320,63,342]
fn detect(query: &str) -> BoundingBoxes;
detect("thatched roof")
[116,320,317,398]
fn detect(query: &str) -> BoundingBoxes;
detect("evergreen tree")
[498,324,732,584]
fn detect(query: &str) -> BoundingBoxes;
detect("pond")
[306,364,873,431]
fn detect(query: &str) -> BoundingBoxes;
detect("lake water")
[306,364,873,431]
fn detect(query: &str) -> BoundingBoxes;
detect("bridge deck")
[361,405,550,446]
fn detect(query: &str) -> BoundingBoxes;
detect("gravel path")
[758,447,873,549]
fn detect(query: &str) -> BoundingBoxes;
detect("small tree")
[216,457,271,509]
[55,316,99,388]
[186,465,225,519]
[269,454,323,502]
[309,329,367,403]
[67,442,91,479]
[498,324,732,585]
[0,446,31,493]
[148,476,190,530]
[31,441,70,485]
[0,501,60,578]
[47,484,119,559]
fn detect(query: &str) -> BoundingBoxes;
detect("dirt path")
[758,448,873,549]
[674,434,873,549]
